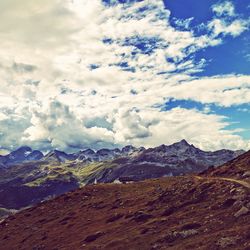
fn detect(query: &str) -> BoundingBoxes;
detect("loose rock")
[234,206,249,218]
[84,231,104,242]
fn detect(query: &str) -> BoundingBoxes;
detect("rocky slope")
[203,150,250,181]
[0,151,249,249]
[95,140,244,183]
[0,146,44,166]
[0,141,244,213]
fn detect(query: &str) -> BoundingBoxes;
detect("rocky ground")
[0,151,249,250]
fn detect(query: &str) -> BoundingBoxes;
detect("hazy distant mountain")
[0,141,243,170]
[0,146,44,166]
[89,140,244,183]
[0,145,145,167]
[44,150,76,163]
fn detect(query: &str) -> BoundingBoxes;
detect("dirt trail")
[194,175,250,189]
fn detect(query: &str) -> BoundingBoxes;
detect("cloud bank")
[0,0,249,152]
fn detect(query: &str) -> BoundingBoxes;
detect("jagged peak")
[12,146,32,153]
[173,139,190,146]
[80,149,95,154]
[122,145,136,151]
[45,149,68,158]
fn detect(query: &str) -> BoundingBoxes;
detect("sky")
[0,0,249,152]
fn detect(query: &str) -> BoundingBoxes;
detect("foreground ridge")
[1,149,250,249]
[194,175,250,189]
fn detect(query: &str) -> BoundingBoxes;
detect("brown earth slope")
[203,150,250,181]
[0,152,250,250]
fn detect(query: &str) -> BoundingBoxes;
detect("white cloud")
[165,75,250,107]
[208,19,249,37]
[0,0,79,48]
[173,17,194,29]
[208,1,249,38]
[22,100,116,151]
[212,1,235,17]
[0,0,249,152]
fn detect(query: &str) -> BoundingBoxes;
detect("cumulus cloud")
[21,100,116,151]
[0,0,249,152]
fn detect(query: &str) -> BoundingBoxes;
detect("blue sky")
[162,0,250,142]
[0,0,249,152]
[165,0,250,76]
[167,1,248,70]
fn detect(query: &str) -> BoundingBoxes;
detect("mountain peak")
[9,146,32,158]
[13,146,32,153]
[171,139,191,148]
[45,149,67,156]
[4,146,43,164]
[121,145,136,154]
[178,139,190,145]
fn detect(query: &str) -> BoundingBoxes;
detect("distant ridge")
[0,140,245,213]
[0,140,245,167]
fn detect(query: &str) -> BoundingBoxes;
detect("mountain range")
[0,145,143,166]
[0,140,244,168]
[0,140,244,213]
[0,149,249,249]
